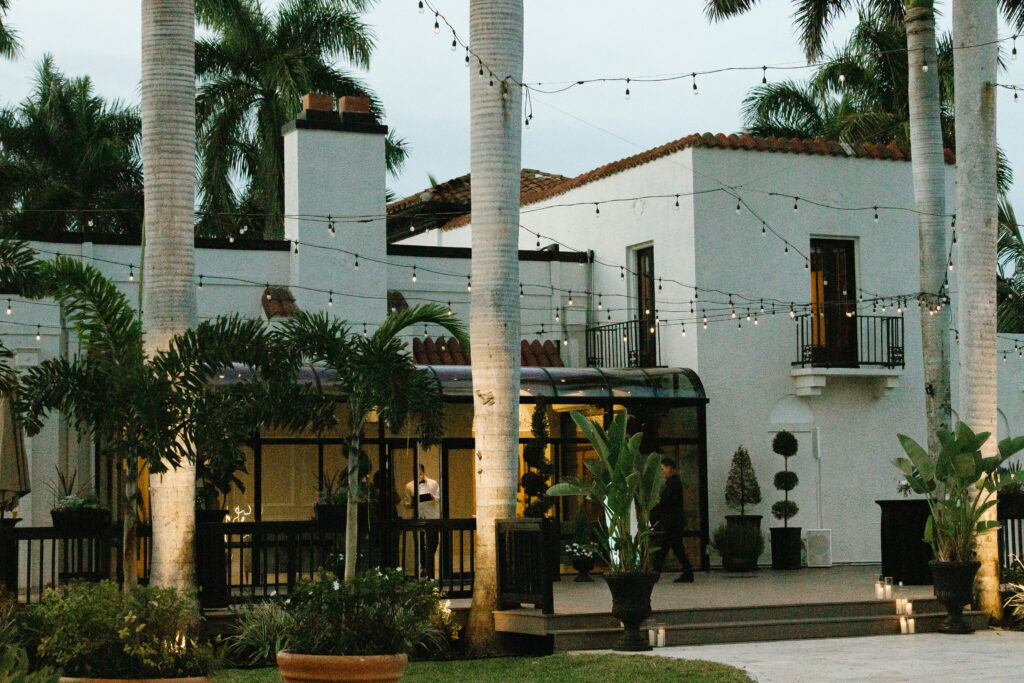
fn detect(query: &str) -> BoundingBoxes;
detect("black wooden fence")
[495,517,558,614]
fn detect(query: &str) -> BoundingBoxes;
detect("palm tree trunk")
[466,0,524,654]
[141,0,197,589]
[952,0,1001,619]
[905,4,952,456]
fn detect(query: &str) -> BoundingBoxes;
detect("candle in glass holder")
[874,580,885,599]
[657,628,666,647]
[900,616,908,634]
[648,629,656,646]
[905,601,913,616]
[895,599,903,614]
[908,617,915,634]
[884,577,893,599]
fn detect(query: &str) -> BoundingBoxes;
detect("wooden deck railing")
[495,517,558,614]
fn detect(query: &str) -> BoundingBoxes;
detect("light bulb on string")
[736,198,742,214]
[228,235,234,243]
[451,32,457,51]
[465,48,470,66]
[951,214,956,228]
[562,338,568,347]
[805,258,809,270]
[1014,36,1019,60]
[128,264,134,282]
[838,73,846,85]
[328,216,335,236]
[620,266,625,280]
[658,278,663,291]
[624,78,631,100]
[4,300,9,315]
[198,275,203,289]
[478,60,484,77]
[293,242,298,254]
[949,257,954,271]
[597,294,603,310]
[760,299,765,314]
[417,1,424,13]
[921,47,929,72]
[595,204,600,216]
[35,325,40,341]
[354,253,359,269]
[674,195,680,209]
[793,197,799,212]
[265,285,271,300]
[746,309,751,321]
[761,222,766,236]
[568,290,573,306]
[466,276,472,292]
[784,244,789,254]
[363,323,368,336]
[433,13,440,33]
[681,322,686,336]
[411,265,417,283]
[328,291,333,306]
[447,301,453,316]
[952,230,957,245]
[555,308,560,323]
[692,72,698,95]
[873,207,879,223]
[761,66,767,84]
[519,282,524,298]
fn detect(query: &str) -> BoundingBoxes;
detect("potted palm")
[724,446,762,532]
[548,410,662,651]
[894,422,1024,633]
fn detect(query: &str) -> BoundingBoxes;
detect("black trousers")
[653,529,694,577]
[418,528,440,578]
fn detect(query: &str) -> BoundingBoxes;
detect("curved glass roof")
[213,364,705,402]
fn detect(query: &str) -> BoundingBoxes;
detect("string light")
[595,204,600,216]
[5,300,10,316]
[354,253,359,269]
[625,78,631,100]
[948,257,954,271]
[328,216,335,236]
[761,222,766,235]
[873,207,879,223]
[265,284,271,300]
[128,264,134,282]
[675,195,680,209]
[598,294,603,310]
[793,197,799,212]
[839,73,846,85]
[761,66,767,84]
[35,325,40,341]
[363,323,368,336]
[519,282,524,298]
[1014,35,1019,60]
[433,13,440,34]
[451,31,457,51]
[466,276,472,292]
[417,0,423,13]
[555,308,560,323]
[692,72,698,94]
[921,47,929,72]
[412,265,418,283]
[736,198,742,213]
[198,275,203,289]
[328,291,333,306]
[568,290,574,306]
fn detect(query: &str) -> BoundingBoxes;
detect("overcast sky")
[2,1,1021,209]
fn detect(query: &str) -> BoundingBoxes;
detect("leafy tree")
[0,0,20,60]
[770,431,799,525]
[275,304,467,580]
[0,57,143,240]
[520,397,554,518]
[724,446,761,515]
[194,0,408,239]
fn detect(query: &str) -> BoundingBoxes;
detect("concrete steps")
[494,599,990,651]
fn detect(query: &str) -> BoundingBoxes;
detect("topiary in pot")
[725,446,761,531]
[770,430,802,570]
[712,523,764,572]
[521,397,555,518]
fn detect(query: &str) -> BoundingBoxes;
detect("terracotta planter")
[603,572,659,652]
[277,652,408,683]
[930,560,981,634]
[58,677,208,682]
[571,555,595,582]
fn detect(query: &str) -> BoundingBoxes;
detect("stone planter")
[603,572,659,652]
[770,527,802,570]
[277,651,408,683]
[930,560,981,634]
[51,508,110,536]
[571,555,595,582]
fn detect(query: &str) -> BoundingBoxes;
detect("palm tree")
[0,57,143,240]
[0,0,20,60]
[465,0,523,653]
[194,0,408,239]
[952,0,1001,619]
[276,304,467,581]
[140,0,198,590]
[710,0,953,457]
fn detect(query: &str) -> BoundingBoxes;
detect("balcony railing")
[793,313,904,369]
[586,319,660,368]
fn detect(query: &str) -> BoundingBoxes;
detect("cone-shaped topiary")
[725,446,761,515]
[520,397,554,517]
[771,430,799,527]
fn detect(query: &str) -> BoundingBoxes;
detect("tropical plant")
[0,0,21,60]
[0,647,58,683]
[275,304,467,580]
[0,591,19,650]
[894,423,1024,562]
[547,411,662,574]
[466,0,525,652]
[520,397,554,517]
[26,581,213,678]
[725,446,761,515]
[770,431,800,525]
[279,569,450,657]
[225,601,295,667]
[46,467,108,512]
[0,57,143,240]
[194,0,408,239]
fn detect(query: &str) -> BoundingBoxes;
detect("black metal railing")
[495,517,557,614]
[586,319,660,368]
[793,314,904,368]
[194,518,476,608]
[0,524,151,603]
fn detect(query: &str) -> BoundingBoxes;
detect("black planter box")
[50,508,110,536]
[770,527,802,570]
[998,493,1024,520]
[877,499,932,585]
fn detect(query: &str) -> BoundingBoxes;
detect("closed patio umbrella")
[0,394,29,519]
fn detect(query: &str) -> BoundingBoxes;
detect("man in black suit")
[651,456,695,583]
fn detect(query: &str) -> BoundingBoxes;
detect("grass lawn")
[211,653,752,682]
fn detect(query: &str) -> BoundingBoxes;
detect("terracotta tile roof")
[386,169,568,242]
[412,336,563,368]
[437,133,957,232]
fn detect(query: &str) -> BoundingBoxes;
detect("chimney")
[283,93,388,320]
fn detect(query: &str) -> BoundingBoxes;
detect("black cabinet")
[877,499,932,585]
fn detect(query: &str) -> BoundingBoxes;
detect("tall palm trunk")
[905,4,951,456]
[141,0,197,589]
[466,0,523,653]
[952,0,1000,618]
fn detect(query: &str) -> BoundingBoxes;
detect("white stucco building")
[6,95,1024,572]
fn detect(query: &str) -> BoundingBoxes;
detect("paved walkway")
[640,630,1024,682]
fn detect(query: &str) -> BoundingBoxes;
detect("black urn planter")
[770,527,802,570]
[726,514,762,531]
[930,560,981,634]
[877,499,933,585]
[50,508,110,536]
[571,555,595,582]
[603,572,659,651]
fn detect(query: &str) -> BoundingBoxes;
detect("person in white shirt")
[404,465,441,578]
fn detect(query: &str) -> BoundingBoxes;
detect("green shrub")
[28,581,213,678]
[771,430,800,526]
[0,646,58,683]
[724,446,761,515]
[284,569,455,657]
[0,591,21,650]
[771,500,799,520]
[711,524,764,561]
[773,471,799,492]
[226,601,294,667]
